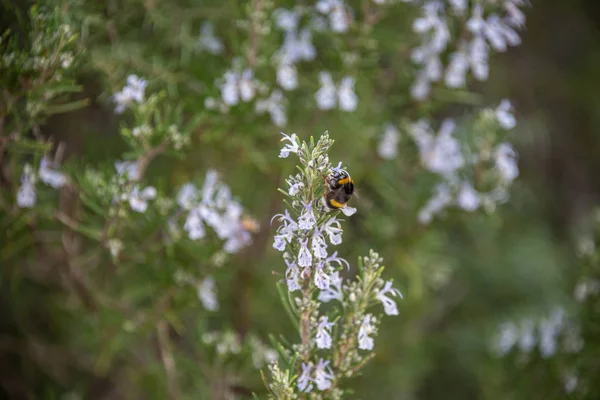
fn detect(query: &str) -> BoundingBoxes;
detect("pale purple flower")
[496,99,516,130]
[358,314,375,350]
[39,156,66,188]
[285,259,301,292]
[318,270,344,303]
[128,185,157,213]
[324,217,343,245]
[274,9,299,31]
[315,72,337,110]
[298,201,316,230]
[184,208,206,240]
[377,124,400,160]
[494,322,518,356]
[287,180,304,196]
[177,183,199,210]
[457,182,480,211]
[277,62,298,91]
[494,143,519,182]
[315,316,335,349]
[17,164,36,208]
[418,182,453,224]
[340,206,357,216]
[376,280,403,316]
[314,262,331,290]
[198,277,219,311]
[314,359,334,391]
[325,251,350,270]
[279,132,300,158]
[256,89,287,127]
[198,22,224,54]
[239,69,256,102]
[113,74,147,113]
[297,363,313,392]
[338,76,357,112]
[298,238,313,268]
[221,71,239,106]
[518,319,536,352]
[115,161,139,181]
[312,229,328,259]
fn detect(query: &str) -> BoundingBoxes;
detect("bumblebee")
[323,169,355,210]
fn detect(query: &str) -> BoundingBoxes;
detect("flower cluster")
[17,155,67,208]
[176,169,253,254]
[410,100,519,223]
[114,161,157,213]
[113,74,147,113]
[201,330,278,369]
[267,132,403,396]
[493,307,583,359]
[409,0,527,100]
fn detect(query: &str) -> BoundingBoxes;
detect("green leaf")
[46,98,90,115]
[276,282,299,330]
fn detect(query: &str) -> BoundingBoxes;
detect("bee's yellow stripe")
[337,177,352,185]
[329,199,347,209]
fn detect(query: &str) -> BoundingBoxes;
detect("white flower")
[377,123,400,160]
[17,164,36,208]
[273,234,286,251]
[564,373,578,394]
[313,359,334,391]
[314,262,331,290]
[324,217,343,245]
[115,161,139,181]
[39,156,66,188]
[358,314,375,350]
[338,76,357,111]
[376,280,403,316]
[329,3,348,32]
[449,0,467,14]
[315,316,335,349]
[287,179,304,196]
[274,9,299,31]
[127,185,157,213]
[298,201,316,230]
[494,143,519,182]
[221,71,239,106]
[285,259,301,292]
[256,90,287,127]
[272,209,298,246]
[496,99,516,130]
[198,22,224,54]
[277,62,298,90]
[297,363,313,392]
[539,317,559,358]
[311,229,328,259]
[494,322,518,356]
[184,208,206,239]
[113,75,147,113]
[198,277,219,311]
[298,238,313,268]
[518,319,536,353]
[239,69,256,102]
[279,132,300,158]
[445,49,470,88]
[421,119,464,176]
[315,72,337,110]
[418,182,452,224]
[340,205,357,216]
[457,182,480,211]
[177,183,199,210]
[318,270,344,303]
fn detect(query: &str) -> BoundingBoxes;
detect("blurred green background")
[2,0,600,399]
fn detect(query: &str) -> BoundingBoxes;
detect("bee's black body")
[324,170,355,209]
